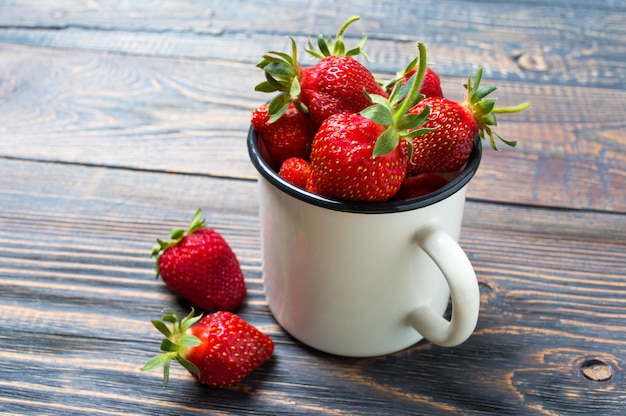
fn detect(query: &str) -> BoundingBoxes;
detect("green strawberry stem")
[141,308,203,387]
[464,68,530,150]
[360,42,432,158]
[492,103,531,114]
[151,208,205,278]
[395,43,428,123]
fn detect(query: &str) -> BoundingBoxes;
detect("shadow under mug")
[248,126,482,357]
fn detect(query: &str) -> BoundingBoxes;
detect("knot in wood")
[580,359,612,382]
[514,49,549,72]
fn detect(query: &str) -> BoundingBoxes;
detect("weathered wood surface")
[1,158,625,415]
[0,1,625,415]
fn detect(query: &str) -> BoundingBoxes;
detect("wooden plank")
[1,43,625,212]
[1,0,625,88]
[0,158,625,414]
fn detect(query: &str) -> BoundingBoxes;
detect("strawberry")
[309,43,432,202]
[392,173,450,200]
[255,16,387,126]
[278,157,311,188]
[386,58,444,98]
[407,68,530,175]
[310,112,402,201]
[298,54,386,126]
[401,67,443,98]
[142,308,274,387]
[251,102,316,169]
[151,209,246,312]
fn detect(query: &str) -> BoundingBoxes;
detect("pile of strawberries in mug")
[252,16,529,202]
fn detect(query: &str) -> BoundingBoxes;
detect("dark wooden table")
[1,1,625,415]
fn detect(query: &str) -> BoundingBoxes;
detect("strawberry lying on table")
[142,308,274,388]
[146,212,273,388]
[151,209,247,312]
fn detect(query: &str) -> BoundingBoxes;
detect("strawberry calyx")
[304,15,369,60]
[151,208,205,278]
[255,37,306,121]
[141,308,203,387]
[254,16,369,122]
[360,42,433,158]
[463,68,530,150]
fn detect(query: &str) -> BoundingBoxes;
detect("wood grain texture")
[0,158,624,415]
[0,1,625,414]
[1,0,624,88]
[1,43,625,211]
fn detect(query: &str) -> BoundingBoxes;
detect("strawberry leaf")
[254,81,276,93]
[476,98,496,115]
[367,93,391,107]
[473,85,497,101]
[151,319,172,337]
[361,104,393,126]
[170,228,185,240]
[162,359,171,387]
[317,35,332,57]
[160,338,179,353]
[396,106,430,131]
[333,37,345,56]
[482,113,497,126]
[268,94,291,123]
[373,127,399,157]
[496,132,517,147]
[176,355,200,377]
[141,354,170,373]
[346,34,369,59]
[263,72,289,92]
[264,62,296,78]
[179,335,202,347]
[404,127,434,140]
[395,72,417,104]
[289,78,301,101]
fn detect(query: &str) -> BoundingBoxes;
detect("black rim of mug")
[247,125,482,214]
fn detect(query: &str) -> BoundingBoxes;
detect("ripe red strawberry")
[305,175,320,195]
[392,173,450,200]
[310,113,403,201]
[386,58,444,98]
[142,308,274,387]
[255,16,387,126]
[278,157,311,188]
[298,54,386,126]
[309,44,432,202]
[403,67,443,98]
[407,96,477,174]
[407,68,530,175]
[251,102,316,169]
[151,209,246,312]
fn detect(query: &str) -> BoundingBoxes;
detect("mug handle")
[408,227,480,347]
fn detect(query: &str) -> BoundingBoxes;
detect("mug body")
[248,127,481,357]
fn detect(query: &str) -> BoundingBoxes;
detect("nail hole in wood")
[580,359,612,382]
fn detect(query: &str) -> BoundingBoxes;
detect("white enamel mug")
[248,127,481,357]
